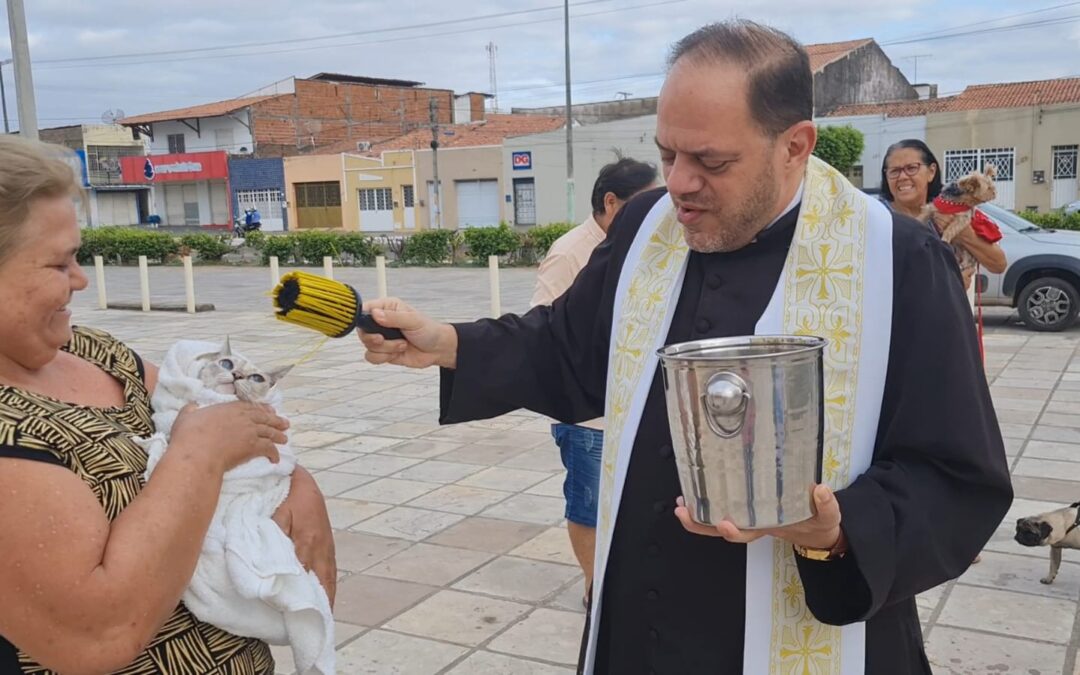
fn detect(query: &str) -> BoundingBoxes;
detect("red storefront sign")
[120,151,229,183]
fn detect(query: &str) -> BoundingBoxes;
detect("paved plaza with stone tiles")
[72,263,1080,674]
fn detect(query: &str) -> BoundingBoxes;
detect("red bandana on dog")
[932,196,1003,243]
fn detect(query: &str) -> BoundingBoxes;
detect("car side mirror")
[975,274,988,294]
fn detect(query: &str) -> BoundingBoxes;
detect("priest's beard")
[681,161,780,254]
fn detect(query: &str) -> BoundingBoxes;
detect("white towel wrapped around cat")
[137,338,335,675]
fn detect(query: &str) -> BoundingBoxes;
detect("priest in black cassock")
[358,19,1012,675]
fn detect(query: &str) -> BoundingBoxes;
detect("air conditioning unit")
[356,141,372,152]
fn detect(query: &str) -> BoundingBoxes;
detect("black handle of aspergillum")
[356,313,405,340]
[347,284,405,340]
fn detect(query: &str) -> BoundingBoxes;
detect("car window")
[978,204,1041,234]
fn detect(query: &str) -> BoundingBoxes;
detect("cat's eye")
[219,359,234,370]
[249,374,265,383]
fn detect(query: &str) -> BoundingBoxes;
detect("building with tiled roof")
[119,74,481,158]
[820,76,1080,213]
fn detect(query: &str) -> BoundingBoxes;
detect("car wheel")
[1017,276,1080,332]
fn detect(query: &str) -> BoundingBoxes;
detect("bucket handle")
[702,372,751,438]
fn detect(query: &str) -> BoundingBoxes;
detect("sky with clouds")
[1,0,1079,130]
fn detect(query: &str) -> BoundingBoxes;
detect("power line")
[35,0,619,66]
[35,0,687,71]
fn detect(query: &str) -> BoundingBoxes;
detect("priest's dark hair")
[880,139,943,204]
[591,157,658,217]
[668,20,812,138]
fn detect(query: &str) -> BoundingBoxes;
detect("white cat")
[138,338,335,675]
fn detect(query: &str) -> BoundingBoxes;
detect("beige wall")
[413,146,506,229]
[927,103,1080,212]
[283,154,346,229]
[343,153,419,232]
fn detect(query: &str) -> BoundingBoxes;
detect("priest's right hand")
[359,297,459,370]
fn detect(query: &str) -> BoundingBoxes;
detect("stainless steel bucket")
[657,335,826,529]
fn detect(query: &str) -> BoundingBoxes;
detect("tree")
[813,125,865,176]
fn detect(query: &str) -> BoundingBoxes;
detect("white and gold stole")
[583,156,893,675]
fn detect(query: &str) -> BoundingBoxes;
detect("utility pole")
[0,59,10,134]
[563,0,574,224]
[6,0,38,139]
[429,97,442,230]
[616,91,632,100]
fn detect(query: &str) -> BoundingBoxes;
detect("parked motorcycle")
[234,207,262,237]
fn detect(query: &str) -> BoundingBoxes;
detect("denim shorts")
[552,423,605,528]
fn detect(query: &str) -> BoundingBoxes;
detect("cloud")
[77,28,128,45]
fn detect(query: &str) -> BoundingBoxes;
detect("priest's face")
[656,60,796,253]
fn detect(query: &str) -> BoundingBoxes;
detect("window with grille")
[294,182,341,208]
[1053,145,1078,180]
[167,134,186,154]
[944,148,1014,182]
[402,185,415,208]
[359,187,393,211]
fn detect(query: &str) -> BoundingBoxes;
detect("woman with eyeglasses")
[881,139,1006,292]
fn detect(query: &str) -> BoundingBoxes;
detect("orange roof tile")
[822,76,1080,118]
[322,114,565,155]
[120,96,285,125]
[947,77,1080,111]
[824,96,957,118]
[806,38,874,73]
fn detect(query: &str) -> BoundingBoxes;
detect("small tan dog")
[920,165,998,280]
[1015,502,1080,584]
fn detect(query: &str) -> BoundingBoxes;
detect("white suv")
[977,203,1080,332]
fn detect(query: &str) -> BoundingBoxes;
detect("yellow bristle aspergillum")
[272,271,361,338]
[271,271,405,340]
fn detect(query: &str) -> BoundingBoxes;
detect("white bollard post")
[183,256,196,314]
[269,255,280,287]
[138,255,151,312]
[488,255,501,317]
[375,255,388,299]
[323,256,334,280]
[94,255,107,310]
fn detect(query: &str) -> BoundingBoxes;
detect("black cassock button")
[653,501,667,515]
[658,444,673,459]
[647,543,660,555]
[706,274,722,290]
[695,317,711,333]
[649,628,659,641]
[646,589,659,601]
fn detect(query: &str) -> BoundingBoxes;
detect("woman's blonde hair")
[0,134,81,261]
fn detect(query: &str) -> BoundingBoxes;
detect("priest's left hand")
[273,467,337,607]
[674,484,843,550]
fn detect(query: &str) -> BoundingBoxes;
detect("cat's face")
[196,337,292,402]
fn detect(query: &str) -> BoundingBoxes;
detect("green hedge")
[528,222,575,257]
[261,234,297,264]
[462,223,521,262]
[1018,210,1080,231]
[242,230,267,250]
[180,233,231,262]
[338,232,384,266]
[258,231,384,265]
[401,229,457,265]
[295,231,339,263]
[79,227,179,264]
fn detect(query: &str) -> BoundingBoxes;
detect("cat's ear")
[266,363,294,384]
[222,336,233,356]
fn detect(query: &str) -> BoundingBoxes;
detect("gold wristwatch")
[793,532,848,561]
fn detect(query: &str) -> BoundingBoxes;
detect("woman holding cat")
[0,135,334,674]
[881,138,1006,293]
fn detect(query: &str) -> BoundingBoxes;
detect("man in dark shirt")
[357,19,1012,675]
